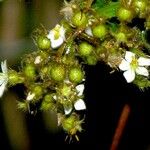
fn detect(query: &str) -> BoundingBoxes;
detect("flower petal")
[34,56,42,64]
[26,92,35,101]
[59,26,66,40]
[47,24,66,49]
[50,38,64,49]
[76,84,85,96]
[85,27,93,36]
[125,51,135,63]
[136,67,149,76]
[0,82,6,97]
[1,60,8,73]
[138,57,150,66]
[64,105,72,115]
[74,99,86,110]
[119,59,130,71]
[0,74,6,85]
[123,69,135,83]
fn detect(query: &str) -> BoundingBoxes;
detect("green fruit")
[115,32,127,43]
[79,42,93,56]
[71,11,87,27]
[37,36,51,50]
[41,94,55,110]
[117,7,133,22]
[60,84,72,97]
[24,64,36,79]
[92,24,107,38]
[86,55,97,65]
[8,70,24,85]
[50,64,66,82]
[44,94,54,102]
[68,67,84,83]
[33,85,43,97]
[62,115,76,132]
[133,0,146,12]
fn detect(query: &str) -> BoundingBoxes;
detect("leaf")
[92,1,120,19]
[92,0,111,8]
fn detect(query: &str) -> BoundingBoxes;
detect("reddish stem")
[110,104,130,150]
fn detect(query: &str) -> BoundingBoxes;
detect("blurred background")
[1,0,150,150]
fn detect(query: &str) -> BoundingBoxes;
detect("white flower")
[76,84,84,96]
[0,60,8,97]
[63,84,86,115]
[47,24,66,49]
[26,92,35,101]
[119,51,150,83]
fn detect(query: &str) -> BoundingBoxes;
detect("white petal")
[59,26,66,40]
[34,56,42,64]
[76,84,85,96]
[50,38,64,49]
[123,69,135,83]
[74,99,86,110]
[1,60,8,73]
[47,24,66,49]
[0,82,6,97]
[53,95,57,100]
[47,30,54,40]
[26,92,35,101]
[119,59,130,71]
[85,27,93,36]
[0,75,6,85]
[138,57,150,66]
[125,51,135,63]
[136,67,149,76]
[64,106,72,115]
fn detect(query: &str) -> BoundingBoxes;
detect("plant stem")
[110,104,130,150]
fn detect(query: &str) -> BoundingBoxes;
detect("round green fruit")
[24,64,36,79]
[62,115,76,132]
[79,42,93,56]
[117,7,134,22]
[37,36,51,50]
[86,55,97,65]
[33,85,43,97]
[92,24,107,38]
[68,67,84,83]
[60,84,72,97]
[133,0,146,12]
[71,11,87,27]
[115,32,127,43]
[50,64,66,82]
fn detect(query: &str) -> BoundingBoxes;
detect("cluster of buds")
[1,0,150,140]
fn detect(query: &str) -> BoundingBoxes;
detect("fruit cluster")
[0,0,150,140]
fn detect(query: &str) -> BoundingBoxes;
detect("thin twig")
[110,104,130,150]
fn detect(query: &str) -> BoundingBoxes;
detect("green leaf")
[92,0,110,8]
[92,1,120,19]
[133,75,150,90]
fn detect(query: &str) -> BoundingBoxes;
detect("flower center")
[131,56,138,70]
[53,26,61,40]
